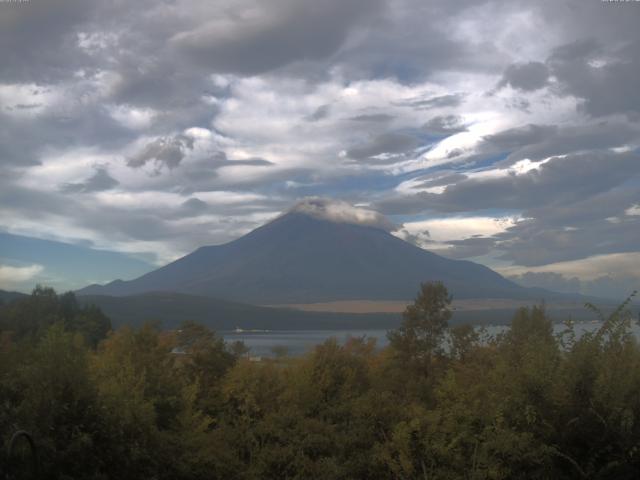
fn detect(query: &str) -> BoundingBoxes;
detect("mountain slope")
[78,211,531,303]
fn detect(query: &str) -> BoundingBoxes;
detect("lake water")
[223,329,390,357]
[223,321,640,357]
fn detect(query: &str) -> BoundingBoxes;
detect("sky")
[0,0,639,298]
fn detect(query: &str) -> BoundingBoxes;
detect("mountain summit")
[78,200,528,303]
[287,197,397,231]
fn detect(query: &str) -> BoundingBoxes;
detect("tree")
[66,303,111,348]
[176,321,237,415]
[388,281,452,367]
[4,324,104,479]
[449,323,479,361]
[0,286,111,346]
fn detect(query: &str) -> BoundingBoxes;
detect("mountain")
[78,206,537,304]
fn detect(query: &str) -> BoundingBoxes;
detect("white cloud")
[0,83,61,116]
[1,0,639,293]
[290,197,397,231]
[108,104,157,129]
[626,204,640,216]
[0,264,44,289]
[399,216,516,243]
[213,75,446,177]
[21,148,117,192]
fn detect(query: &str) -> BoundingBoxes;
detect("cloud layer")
[1,0,639,296]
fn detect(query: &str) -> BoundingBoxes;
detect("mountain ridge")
[77,210,554,303]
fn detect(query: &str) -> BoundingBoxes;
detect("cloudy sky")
[1,0,639,298]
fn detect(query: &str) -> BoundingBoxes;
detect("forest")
[1,284,639,479]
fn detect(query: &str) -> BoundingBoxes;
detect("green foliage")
[449,323,479,361]
[388,281,452,368]
[2,286,640,479]
[0,325,103,478]
[0,286,111,346]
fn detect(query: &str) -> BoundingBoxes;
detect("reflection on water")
[223,321,640,358]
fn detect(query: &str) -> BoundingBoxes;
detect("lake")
[223,329,390,357]
[223,321,640,357]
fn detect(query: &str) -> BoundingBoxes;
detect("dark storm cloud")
[0,0,94,83]
[133,149,279,195]
[377,151,640,265]
[60,167,119,194]
[0,122,42,167]
[378,150,640,266]
[349,113,395,123]
[174,198,209,218]
[170,0,384,76]
[432,182,639,267]
[495,215,640,267]
[187,151,274,172]
[508,123,639,165]
[127,135,195,172]
[346,132,419,161]
[549,38,599,64]
[547,38,640,118]
[505,98,531,113]
[423,115,466,136]
[443,151,638,213]
[108,57,213,112]
[486,1,640,119]
[396,228,430,248]
[482,124,557,151]
[523,187,640,228]
[306,104,331,122]
[498,62,549,91]
[0,107,136,168]
[474,122,640,167]
[329,0,503,82]
[491,188,640,267]
[9,103,42,111]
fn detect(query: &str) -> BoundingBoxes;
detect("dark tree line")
[1,283,639,479]
[0,286,110,347]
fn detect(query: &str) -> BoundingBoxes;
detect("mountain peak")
[286,197,396,231]
[78,197,527,303]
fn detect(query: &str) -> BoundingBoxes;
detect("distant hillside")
[78,209,549,304]
[5,288,623,331]
[78,292,401,331]
[0,289,28,304]
[77,292,621,330]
